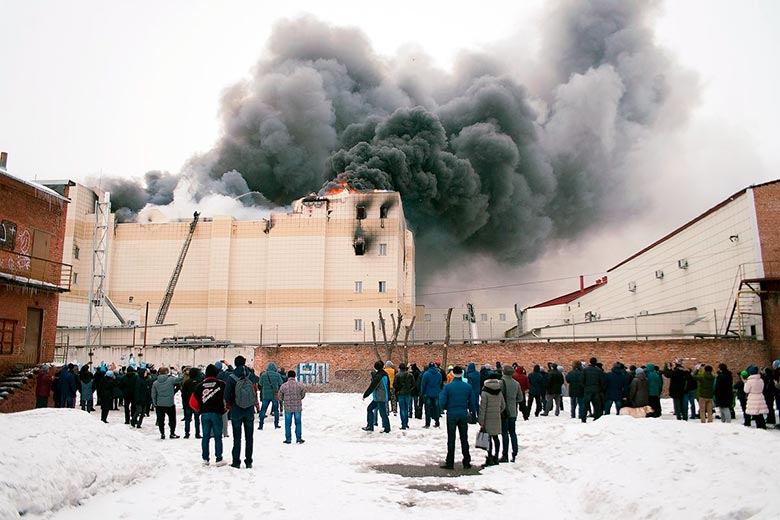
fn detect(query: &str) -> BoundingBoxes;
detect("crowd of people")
[360,357,780,469]
[34,356,780,471]
[33,357,306,468]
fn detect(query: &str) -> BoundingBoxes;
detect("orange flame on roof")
[326,179,357,195]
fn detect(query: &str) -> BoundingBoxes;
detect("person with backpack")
[258,362,283,430]
[224,355,259,469]
[189,364,227,466]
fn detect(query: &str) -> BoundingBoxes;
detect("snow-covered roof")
[0,169,70,203]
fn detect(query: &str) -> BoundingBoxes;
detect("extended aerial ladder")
[155,211,200,325]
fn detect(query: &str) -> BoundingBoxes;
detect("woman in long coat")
[478,373,505,467]
[744,366,768,429]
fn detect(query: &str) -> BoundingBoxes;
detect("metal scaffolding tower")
[86,193,111,347]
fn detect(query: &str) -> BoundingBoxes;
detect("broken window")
[379,206,388,218]
[356,205,366,219]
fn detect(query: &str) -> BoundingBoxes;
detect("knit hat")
[215,361,223,370]
[747,365,758,375]
[452,366,463,375]
[428,361,436,369]
[502,365,514,376]
[105,371,114,377]
[557,365,564,372]
[773,360,780,369]
[374,360,384,371]
[385,360,394,368]
[740,370,749,377]
[635,367,644,375]
[205,364,218,378]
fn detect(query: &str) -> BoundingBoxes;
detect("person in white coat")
[744,365,767,429]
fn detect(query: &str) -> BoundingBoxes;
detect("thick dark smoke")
[99,171,178,222]
[108,0,694,283]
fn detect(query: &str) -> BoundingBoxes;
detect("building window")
[378,281,386,293]
[72,272,78,285]
[356,205,366,220]
[379,243,387,256]
[354,319,362,331]
[462,314,469,321]
[355,281,362,293]
[0,319,16,355]
[73,245,80,260]
[380,206,388,219]
[480,314,488,322]
[424,314,431,321]
[499,313,507,321]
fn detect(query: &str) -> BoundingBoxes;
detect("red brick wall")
[253,339,771,392]
[0,175,68,376]
[752,182,780,360]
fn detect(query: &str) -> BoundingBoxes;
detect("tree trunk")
[402,315,416,365]
[371,321,381,360]
[442,308,453,368]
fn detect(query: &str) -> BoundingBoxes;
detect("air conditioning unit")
[655,270,664,279]
[678,259,689,269]
[628,281,637,292]
[585,311,600,322]
[638,310,649,316]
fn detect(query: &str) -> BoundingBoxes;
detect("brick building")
[0,153,71,376]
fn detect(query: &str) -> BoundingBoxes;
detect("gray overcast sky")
[1,0,779,305]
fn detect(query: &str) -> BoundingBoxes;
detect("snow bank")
[0,409,163,519]
[2,396,779,519]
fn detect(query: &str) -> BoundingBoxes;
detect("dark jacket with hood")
[420,364,443,398]
[466,363,481,398]
[134,369,153,406]
[394,367,416,396]
[662,365,689,398]
[528,365,546,396]
[582,363,605,393]
[713,368,733,407]
[566,367,585,398]
[604,364,627,401]
[546,367,564,394]
[181,367,201,410]
[513,366,530,392]
[259,362,283,401]
[629,370,649,407]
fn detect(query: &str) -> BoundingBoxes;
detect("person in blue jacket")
[465,362,481,423]
[604,363,628,415]
[528,365,547,417]
[438,366,472,470]
[362,360,390,433]
[420,361,443,428]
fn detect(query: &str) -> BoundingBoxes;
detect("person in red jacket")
[189,364,227,466]
[512,365,530,420]
[35,365,54,408]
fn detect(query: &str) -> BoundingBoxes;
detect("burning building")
[48,182,414,347]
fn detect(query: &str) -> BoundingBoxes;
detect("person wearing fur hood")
[478,374,505,467]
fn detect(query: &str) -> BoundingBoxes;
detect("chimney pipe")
[579,275,584,293]
[0,152,7,169]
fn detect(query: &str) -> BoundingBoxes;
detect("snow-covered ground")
[2,395,777,520]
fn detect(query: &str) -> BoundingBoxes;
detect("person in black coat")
[581,358,605,422]
[98,371,117,423]
[544,364,564,416]
[528,365,547,417]
[121,367,138,425]
[713,364,734,423]
[662,362,690,421]
[566,362,585,419]
[132,368,153,428]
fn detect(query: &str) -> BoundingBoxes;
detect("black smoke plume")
[110,1,694,283]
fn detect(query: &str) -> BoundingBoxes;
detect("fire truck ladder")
[155,211,200,325]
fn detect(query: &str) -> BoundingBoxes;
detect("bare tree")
[442,308,453,368]
[402,315,416,365]
[370,321,381,361]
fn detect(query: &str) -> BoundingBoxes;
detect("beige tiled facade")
[54,185,415,346]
